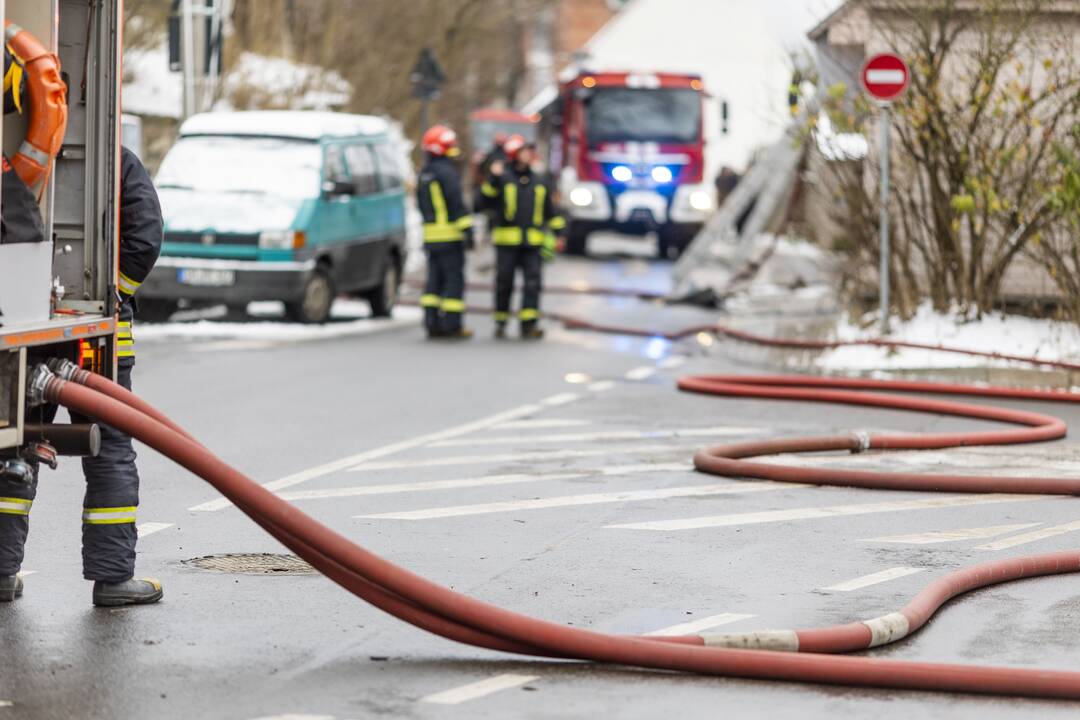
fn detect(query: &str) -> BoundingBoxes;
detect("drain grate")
[184,553,317,575]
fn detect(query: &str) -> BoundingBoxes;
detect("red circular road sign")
[861,53,910,102]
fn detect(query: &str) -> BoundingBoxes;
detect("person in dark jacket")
[480,135,564,339]
[417,124,473,339]
[0,146,164,606]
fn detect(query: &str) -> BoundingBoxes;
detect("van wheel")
[137,299,177,323]
[286,268,335,324]
[365,258,399,318]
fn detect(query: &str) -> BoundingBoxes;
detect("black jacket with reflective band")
[417,155,472,243]
[117,146,163,296]
[481,164,565,246]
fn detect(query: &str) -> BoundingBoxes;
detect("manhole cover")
[183,553,317,575]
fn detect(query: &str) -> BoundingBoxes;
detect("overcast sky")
[751,0,845,51]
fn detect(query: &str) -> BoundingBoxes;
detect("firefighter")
[417,124,474,340]
[0,146,164,606]
[480,135,564,339]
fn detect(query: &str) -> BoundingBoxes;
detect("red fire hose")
[40,368,1080,699]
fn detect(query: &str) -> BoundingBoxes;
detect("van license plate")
[178,268,235,287]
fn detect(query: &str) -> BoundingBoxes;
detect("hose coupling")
[26,364,56,407]
[850,430,872,454]
[46,358,85,382]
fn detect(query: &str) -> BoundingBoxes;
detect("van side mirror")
[322,179,356,196]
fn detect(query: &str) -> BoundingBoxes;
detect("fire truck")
[0,0,120,470]
[546,71,716,258]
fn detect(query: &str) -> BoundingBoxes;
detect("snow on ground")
[815,304,1080,371]
[137,300,421,344]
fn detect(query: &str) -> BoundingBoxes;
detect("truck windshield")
[155,136,323,199]
[585,88,701,144]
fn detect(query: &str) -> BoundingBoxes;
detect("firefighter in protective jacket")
[480,135,564,339]
[0,147,164,606]
[417,125,473,339]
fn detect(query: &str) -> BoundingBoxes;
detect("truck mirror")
[322,179,356,197]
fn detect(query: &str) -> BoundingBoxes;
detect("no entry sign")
[862,53,909,102]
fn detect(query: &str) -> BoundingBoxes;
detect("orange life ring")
[4,20,67,191]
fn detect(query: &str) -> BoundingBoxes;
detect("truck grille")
[165,232,260,246]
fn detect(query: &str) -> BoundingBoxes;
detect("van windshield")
[156,136,323,199]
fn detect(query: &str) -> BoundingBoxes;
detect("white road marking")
[348,444,682,472]
[189,402,551,511]
[498,418,590,430]
[658,356,687,370]
[0,701,13,708]
[16,571,35,577]
[625,366,657,381]
[607,494,1048,532]
[137,522,175,538]
[644,612,755,637]
[420,674,539,705]
[865,523,1041,545]
[587,380,616,392]
[541,392,579,406]
[770,450,1080,476]
[430,426,763,448]
[284,463,692,502]
[821,567,926,592]
[358,481,797,520]
[975,520,1080,551]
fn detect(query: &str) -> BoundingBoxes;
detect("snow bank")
[816,304,1080,371]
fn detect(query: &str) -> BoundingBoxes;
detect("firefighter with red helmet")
[480,135,564,339]
[417,124,473,339]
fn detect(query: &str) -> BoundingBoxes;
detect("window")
[344,144,379,195]
[374,142,404,190]
[324,144,348,183]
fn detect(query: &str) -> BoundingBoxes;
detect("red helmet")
[422,125,460,157]
[503,134,528,161]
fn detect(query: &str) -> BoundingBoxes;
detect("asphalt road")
[5,237,1080,719]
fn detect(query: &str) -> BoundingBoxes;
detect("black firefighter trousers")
[422,242,466,334]
[0,358,140,583]
[495,245,542,327]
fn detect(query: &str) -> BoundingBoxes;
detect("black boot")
[520,321,544,340]
[0,574,23,602]
[494,322,507,339]
[92,577,163,607]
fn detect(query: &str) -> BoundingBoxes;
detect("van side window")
[344,144,379,195]
[324,144,348,183]
[374,143,404,190]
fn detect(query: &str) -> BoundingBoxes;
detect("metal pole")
[878,103,892,336]
[181,0,196,120]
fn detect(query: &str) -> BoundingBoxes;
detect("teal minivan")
[140,111,408,323]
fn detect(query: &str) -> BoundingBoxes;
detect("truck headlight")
[688,190,714,212]
[651,166,674,183]
[569,187,594,207]
[258,230,305,249]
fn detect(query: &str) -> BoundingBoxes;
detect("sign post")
[410,48,447,150]
[861,53,910,335]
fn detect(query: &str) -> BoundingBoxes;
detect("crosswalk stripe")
[280,464,691,502]
[497,418,590,430]
[864,523,1041,545]
[429,426,764,448]
[136,522,174,538]
[606,494,1048,532]
[420,674,539,705]
[821,567,925,592]
[348,444,683,472]
[975,520,1080,551]
[357,481,798,521]
[644,613,755,636]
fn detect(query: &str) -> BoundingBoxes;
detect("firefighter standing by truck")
[481,135,564,339]
[0,146,165,606]
[417,124,474,340]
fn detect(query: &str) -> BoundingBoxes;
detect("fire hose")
[31,361,1080,699]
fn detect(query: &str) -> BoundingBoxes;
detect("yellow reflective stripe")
[118,332,133,340]
[492,227,522,245]
[440,298,465,313]
[533,185,547,227]
[4,56,22,114]
[480,181,499,198]
[504,183,517,222]
[429,180,448,226]
[494,311,511,321]
[0,497,31,516]
[454,215,474,230]
[520,308,540,321]
[423,223,462,242]
[420,294,442,308]
[82,506,137,524]
[118,272,141,296]
[526,227,546,246]
[548,216,566,231]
